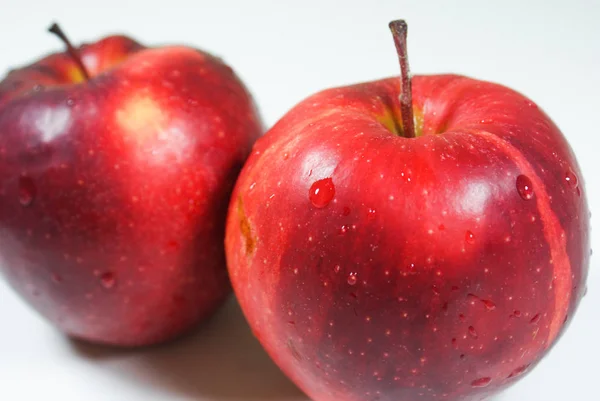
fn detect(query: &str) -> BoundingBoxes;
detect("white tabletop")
[1,0,598,400]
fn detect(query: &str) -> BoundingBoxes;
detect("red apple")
[0,24,262,346]
[225,20,589,400]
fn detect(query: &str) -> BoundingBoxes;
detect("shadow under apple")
[67,297,509,401]
[68,297,306,401]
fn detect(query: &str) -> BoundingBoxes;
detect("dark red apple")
[0,24,262,346]
[225,20,589,400]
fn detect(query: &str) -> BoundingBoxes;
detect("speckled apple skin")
[0,35,262,346]
[225,75,589,401]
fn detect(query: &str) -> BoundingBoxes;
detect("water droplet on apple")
[467,294,496,310]
[530,313,541,324]
[18,176,36,206]
[309,178,335,208]
[66,98,75,107]
[32,84,44,92]
[465,230,475,244]
[51,273,62,284]
[471,377,491,388]
[512,310,522,318]
[343,206,351,216]
[508,364,530,379]
[468,326,478,338]
[100,272,116,289]
[451,338,458,348]
[334,265,341,273]
[565,170,578,189]
[347,273,358,286]
[516,175,534,200]
[481,299,496,310]
[367,208,376,219]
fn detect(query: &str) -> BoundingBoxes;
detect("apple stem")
[48,23,90,80]
[389,20,416,139]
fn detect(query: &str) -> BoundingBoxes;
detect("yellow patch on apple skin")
[413,109,425,136]
[116,96,166,140]
[69,66,87,84]
[237,196,256,256]
[376,106,424,137]
[377,109,401,135]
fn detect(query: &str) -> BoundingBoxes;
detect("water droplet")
[508,364,530,379]
[481,299,496,310]
[432,285,441,296]
[576,187,581,197]
[309,178,335,208]
[334,265,341,273]
[51,273,62,283]
[459,313,466,322]
[516,175,534,200]
[451,338,458,348]
[18,176,36,206]
[530,313,541,324]
[343,206,351,216]
[465,230,475,244]
[512,310,522,318]
[467,294,496,310]
[338,225,349,235]
[471,377,491,388]
[565,170,578,189]
[468,326,478,338]
[367,208,376,219]
[32,84,45,92]
[347,273,358,286]
[66,98,75,107]
[438,224,445,230]
[100,272,116,289]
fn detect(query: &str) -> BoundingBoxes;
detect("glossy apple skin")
[0,35,262,346]
[225,75,589,401]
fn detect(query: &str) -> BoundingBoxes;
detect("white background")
[0,0,598,400]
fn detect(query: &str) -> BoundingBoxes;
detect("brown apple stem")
[389,20,416,139]
[48,23,90,80]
